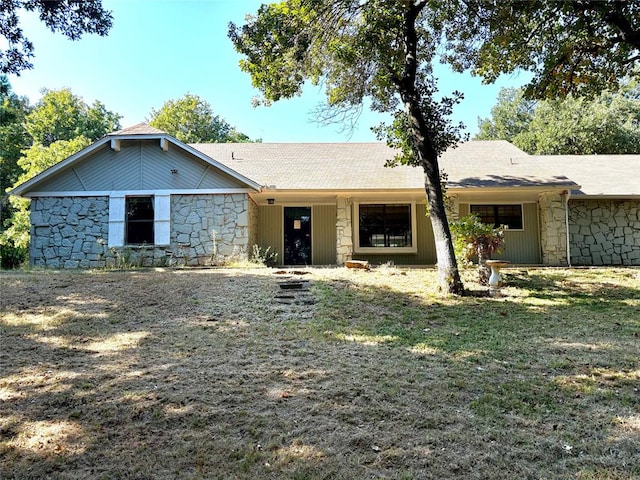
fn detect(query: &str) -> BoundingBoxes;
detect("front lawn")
[1,267,638,479]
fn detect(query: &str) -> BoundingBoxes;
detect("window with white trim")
[108,194,171,247]
[126,196,154,244]
[470,204,523,230]
[354,202,417,253]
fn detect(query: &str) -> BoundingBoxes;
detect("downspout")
[564,189,572,267]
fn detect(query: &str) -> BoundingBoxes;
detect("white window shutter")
[155,195,171,246]
[108,195,125,247]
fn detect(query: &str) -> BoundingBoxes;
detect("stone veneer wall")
[335,196,353,265]
[31,196,109,268]
[569,199,640,265]
[538,192,569,266]
[30,193,250,268]
[171,193,250,266]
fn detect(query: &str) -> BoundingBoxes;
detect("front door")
[284,207,311,265]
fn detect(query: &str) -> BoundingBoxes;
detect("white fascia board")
[9,138,111,197]
[21,188,256,198]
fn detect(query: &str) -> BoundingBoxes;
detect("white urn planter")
[485,260,510,297]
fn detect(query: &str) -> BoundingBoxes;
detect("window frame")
[469,203,524,231]
[353,201,418,254]
[125,195,155,245]
[108,193,171,247]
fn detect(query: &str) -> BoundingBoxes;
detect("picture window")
[358,203,413,249]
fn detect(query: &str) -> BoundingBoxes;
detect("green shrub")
[250,245,278,267]
[0,243,28,269]
[450,214,505,285]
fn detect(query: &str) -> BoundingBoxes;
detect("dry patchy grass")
[1,266,639,479]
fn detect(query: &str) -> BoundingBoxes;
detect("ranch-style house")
[10,123,640,268]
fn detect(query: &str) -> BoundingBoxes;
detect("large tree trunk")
[415,118,464,294]
[422,159,464,294]
[398,4,464,295]
[402,95,463,294]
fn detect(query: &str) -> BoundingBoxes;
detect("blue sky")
[7,0,529,143]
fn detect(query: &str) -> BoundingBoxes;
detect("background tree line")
[476,81,640,154]
[0,80,255,268]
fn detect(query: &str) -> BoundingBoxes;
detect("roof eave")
[9,137,111,197]
[9,134,263,197]
[571,192,640,199]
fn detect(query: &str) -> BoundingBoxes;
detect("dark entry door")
[284,207,311,265]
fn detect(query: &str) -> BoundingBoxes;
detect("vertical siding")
[415,203,436,264]
[38,140,245,192]
[501,203,541,264]
[459,202,541,264]
[256,205,283,265]
[312,205,337,265]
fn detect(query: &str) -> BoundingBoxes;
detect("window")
[108,194,170,247]
[126,196,155,244]
[355,203,417,253]
[470,204,523,230]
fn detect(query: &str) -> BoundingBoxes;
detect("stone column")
[539,192,568,266]
[336,196,353,265]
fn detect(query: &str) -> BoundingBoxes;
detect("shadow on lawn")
[1,268,639,479]
[306,268,640,475]
[310,268,639,356]
[0,269,289,479]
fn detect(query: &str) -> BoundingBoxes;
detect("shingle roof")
[191,140,579,191]
[529,155,640,197]
[191,142,420,190]
[110,122,167,136]
[438,141,576,189]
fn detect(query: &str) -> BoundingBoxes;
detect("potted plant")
[450,214,505,285]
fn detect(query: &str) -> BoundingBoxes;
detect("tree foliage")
[476,88,536,144]
[230,0,466,293]
[149,94,254,143]
[0,0,112,74]
[0,76,32,194]
[0,76,31,267]
[442,1,640,99]
[1,86,121,267]
[26,88,121,146]
[477,84,640,154]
